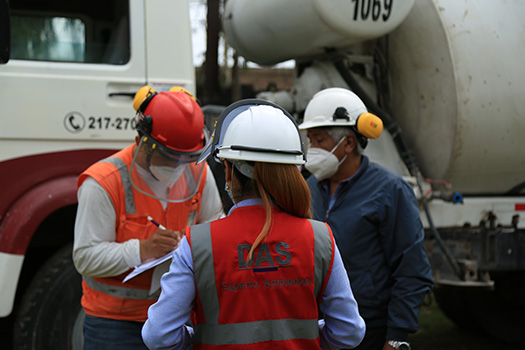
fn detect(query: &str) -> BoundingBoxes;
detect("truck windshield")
[9,0,129,65]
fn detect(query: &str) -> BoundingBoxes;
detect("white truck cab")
[0,1,196,348]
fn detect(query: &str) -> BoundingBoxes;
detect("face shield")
[197,104,251,164]
[129,135,206,203]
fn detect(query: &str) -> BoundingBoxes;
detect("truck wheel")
[13,243,84,350]
[466,274,525,344]
[435,276,525,344]
[433,284,478,331]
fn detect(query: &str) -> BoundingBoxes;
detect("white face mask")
[305,137,347,180]
[149,164,185,188]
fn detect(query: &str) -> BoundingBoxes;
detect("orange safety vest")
[78,144,207,321]
[187,205,335,350]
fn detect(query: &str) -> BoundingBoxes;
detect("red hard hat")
[139,90,205,154]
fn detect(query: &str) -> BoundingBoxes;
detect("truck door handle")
[108,92,135,98]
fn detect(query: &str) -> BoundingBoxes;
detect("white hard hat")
[197,99,305,165]
[299,87,383,140]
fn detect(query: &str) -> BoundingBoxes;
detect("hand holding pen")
[139,216,185,262]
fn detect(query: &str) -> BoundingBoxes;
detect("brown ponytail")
[246,162,311,260]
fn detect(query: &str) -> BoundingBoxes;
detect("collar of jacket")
[318,155,370,190]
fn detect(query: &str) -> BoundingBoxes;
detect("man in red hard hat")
[73,86,224,350]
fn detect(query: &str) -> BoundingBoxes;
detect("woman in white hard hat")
[142,99,365,350]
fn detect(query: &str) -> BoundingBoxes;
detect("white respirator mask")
[305,137,347,180]
[149,164,186,188]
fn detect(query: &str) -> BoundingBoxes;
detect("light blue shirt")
[142,200,365,350]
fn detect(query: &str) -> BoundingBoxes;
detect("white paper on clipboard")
[123,249,175,284]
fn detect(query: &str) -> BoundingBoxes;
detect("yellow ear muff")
[133,85,157,112]
[168,86,196,101]
[356,112,383,139]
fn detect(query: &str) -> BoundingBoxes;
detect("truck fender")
[0,175,78,256]
[0,175,78,317]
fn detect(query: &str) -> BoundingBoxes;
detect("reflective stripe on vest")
[195,319,319,345]
[309,219,332,298]
[100,157,136,214]
[83,276,160,300]
[190,219,332,345]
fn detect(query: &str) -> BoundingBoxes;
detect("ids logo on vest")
[237,242,291,272]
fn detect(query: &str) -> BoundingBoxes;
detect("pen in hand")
[141,216,177,261]
[147,216,166,230]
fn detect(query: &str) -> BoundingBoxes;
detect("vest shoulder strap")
[99,156,136,214]
[308,219,334,298]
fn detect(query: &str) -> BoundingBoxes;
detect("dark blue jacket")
[307,155,433,341]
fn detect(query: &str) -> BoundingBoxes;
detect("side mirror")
[0,0,10,64]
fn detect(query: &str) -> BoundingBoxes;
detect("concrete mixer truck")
[222,0,525,342]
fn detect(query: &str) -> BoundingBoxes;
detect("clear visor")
[196,105,252,164]
[129,137,205,203]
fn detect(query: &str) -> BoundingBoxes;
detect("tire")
[433,284,478,331]
[435,275,525,344]
[466,274,525,344]
[13,243,84,350]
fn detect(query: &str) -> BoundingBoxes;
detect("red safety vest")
[187,205,335,349]
[78,144,207,321]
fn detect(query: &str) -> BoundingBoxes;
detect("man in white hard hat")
[300,87,433,350]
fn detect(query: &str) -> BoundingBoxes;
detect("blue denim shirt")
[308,155,433,341]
